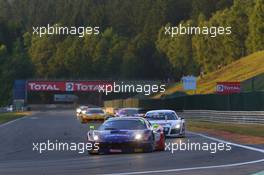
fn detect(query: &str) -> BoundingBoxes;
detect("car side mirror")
[180,117,184,120]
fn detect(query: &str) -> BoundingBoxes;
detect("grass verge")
[0,112,31,124]
[188,121,264,138]
[153,50,264,98]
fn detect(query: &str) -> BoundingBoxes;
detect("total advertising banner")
[27,81,113,92]
[216,82,241,94]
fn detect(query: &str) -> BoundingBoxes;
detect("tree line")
[0,0,263,105]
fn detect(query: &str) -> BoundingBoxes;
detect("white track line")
[189,132,264,153]
[0,112,36,128]
[104,159,264,175]
[0,116,26,128]
[251,170,264,175]
[103,132,264,175]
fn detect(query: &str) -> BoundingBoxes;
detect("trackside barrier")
[104,92,264,124]
[104,92,264,111]
[182,110,264,124]
[28,104,75,110]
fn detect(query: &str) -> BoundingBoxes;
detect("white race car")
[145,110,185,137]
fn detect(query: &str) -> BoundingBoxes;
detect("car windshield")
[87,109,104,114]
[99,119,147,130]
[145,112,178,120]
[119,109,138,115]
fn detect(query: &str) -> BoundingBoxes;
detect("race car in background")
[87,117,165,154]
[145,110,185,137]
[76,106,89,117]
[78,108,106,123]
[115,108,146,118]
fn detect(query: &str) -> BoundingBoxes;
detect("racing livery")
[87,117,165,154]
[145,110,185,137]
[79,108,106,123]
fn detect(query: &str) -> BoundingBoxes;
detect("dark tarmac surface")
[0,110,263,175]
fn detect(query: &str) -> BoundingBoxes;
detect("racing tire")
[144,143,155,153]
[78,116,86,124]
[143,134,155,153]
[88,152,98,155]
[88,151,103,155]
[180,124,186,138]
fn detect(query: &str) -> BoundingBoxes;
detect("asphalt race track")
[0,110,263,175]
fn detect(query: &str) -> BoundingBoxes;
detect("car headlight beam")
[175,124,181,129]
[135,134,142,140]
[93,135,99,141]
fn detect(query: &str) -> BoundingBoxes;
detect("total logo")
[65,82,101,92]
[216,82,241,94]
[65,82,74,91]
[216,85,224,92]
[28,81,109,92]
[28,82,60,91]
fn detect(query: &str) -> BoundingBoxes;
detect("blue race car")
[87,117,165,154]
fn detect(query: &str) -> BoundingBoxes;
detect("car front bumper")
[81,115,105,121]
[88,141,153,154]
[163,127,182,137]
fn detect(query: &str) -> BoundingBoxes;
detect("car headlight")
[76,109,81,113]
[94,135,99,141]
[135,134,142,140]
[174,124,181,129]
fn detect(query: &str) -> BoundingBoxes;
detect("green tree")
[192,14,208,71]
[0,40,33,105]
[192,0,256,72]
[29,34,60,78]
[246,0,264,53]
[0,44,7,56]
[157,21,199,79]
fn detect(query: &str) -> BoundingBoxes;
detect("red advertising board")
[27,81,113,92]
[216,82,241,94]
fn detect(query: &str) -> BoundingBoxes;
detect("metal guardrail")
[28,104,76,111]
[0,107,13,113]
[0,107,6,113]
[182,110,264,124]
